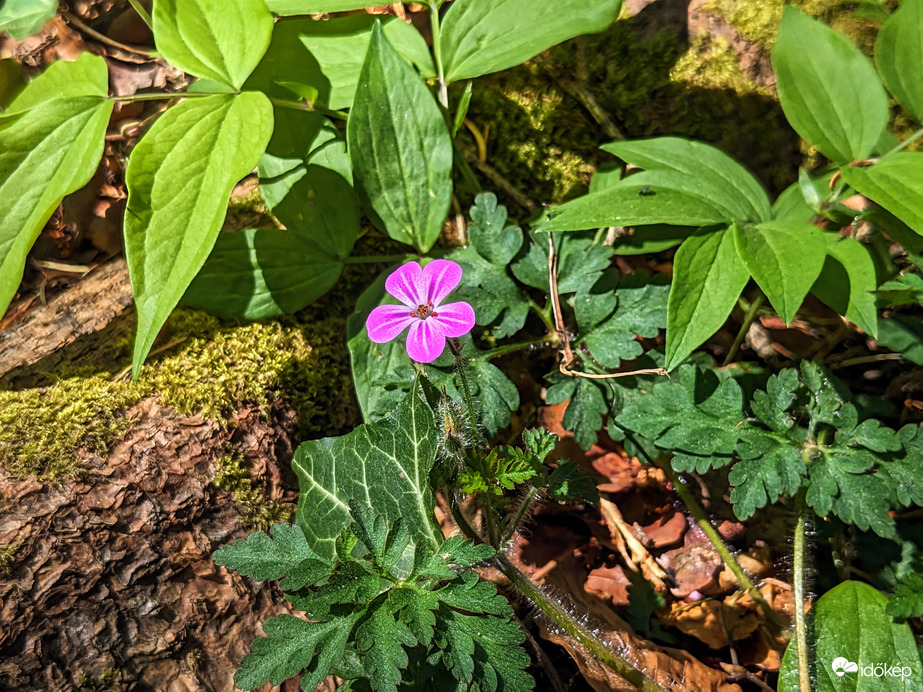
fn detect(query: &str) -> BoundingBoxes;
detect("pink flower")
[366,260,476,363]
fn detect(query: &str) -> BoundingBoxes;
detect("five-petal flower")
[366,260,475,363]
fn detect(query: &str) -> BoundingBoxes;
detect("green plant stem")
[494,554,668,692]
[128,0,153,29]
[501,486,538,545]
[793,487,813,692]
[343,254,410,265]
[429,3,449,109]
[659,459,781,631]
[723,293,766,365]
[884,127,923,157]
[528,298,557,335]
[448,338,481,445]
[478,337,549,361]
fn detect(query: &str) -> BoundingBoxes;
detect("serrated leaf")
[811,234,878,337]
[772,6,888,163]
[0,95,112,321]
[665,224,750,370]
[450,244,528,339]
[730,431,806,519]
[616,366,745,459]
[347,23,451,253]
[876,0,923,124]
[440,0,621,82]
[546,375,608,451]
[183,228,343,319]
[356,604,416,692]
[235,613,356,691]
[779,581,922,692]
[468,192,523,265]
[601,137,771,223]
[806,449,895,537]
[880,426,923,509]
[846,419,902,453]
[293,382,441,560]
[734,220,827,324]
[0,0,56,39]
[512,232,612,294]
[546,459,599,504]
[840,153,923,236]
[247,16,433,111]
[467,359,520,437]
[750,369,799,432]
[213,523,329,582]
[125,93,274,375]
[580,271,670,368]
[153,0,272,89]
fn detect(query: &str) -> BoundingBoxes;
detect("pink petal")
[367,304,415,343]
[423,259,463,306]
[386,261,426,307]
[406,318,447,363]
[432,301,475,338]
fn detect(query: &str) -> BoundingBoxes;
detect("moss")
[671,34,767,96]
[0,374,138,480]
[0,543,16,577]
[213,451,293,531]
[705,0,783,48]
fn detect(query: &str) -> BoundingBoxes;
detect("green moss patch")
[213,451,293,531]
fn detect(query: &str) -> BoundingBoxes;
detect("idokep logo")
[830,656,914,681]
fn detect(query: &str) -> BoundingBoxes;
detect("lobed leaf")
[125,93,273,375]
[213,523,329,582]
[772,6,888,163]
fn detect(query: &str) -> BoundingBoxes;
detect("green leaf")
[0,96,112,321]
[876,0,923,124]
[153,0,273,89]
[512,232,612,294]
[467,359,520,437]
[772,171,836,222]
[888,572,923,619]
[467,192,523,265]
[213,523,332,587]
[293,383,441,560]
[730,430,806,519]
[9,53,108,112]
[347,23,451,253]
[750,368,799,433]
[734,220,827,324]
[247,16,433,111]
[806,449,895,537]
[880,426,923,509]
[616,366,745,463]
[183,228,343,319]
[356,604,416,692]
[264,0,375,13]
[772,6,889,163]
[840,153,923,236]
[545,375,608,451]
[579,271,670,368]
[877,273,923,308]
[601,137,771,223]
[665,225,751,370]
[125,93,273,374]
[235,613,357,691]
[877,316,923,365]
[537,174,735,232]
[779,581,921,692]
[440,0,621,82]
[0,0,56,39]
[811,234,878,337]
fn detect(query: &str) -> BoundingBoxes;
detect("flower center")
[410,301,437,319]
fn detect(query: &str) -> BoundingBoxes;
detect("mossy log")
[0,258,360,690]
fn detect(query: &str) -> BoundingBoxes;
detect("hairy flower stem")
[723,293,766,365]
[501,486,538,545]
[448,339,480,442]
[793,487,813,692]
[495,554,668,692]
[659,460,781,631]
